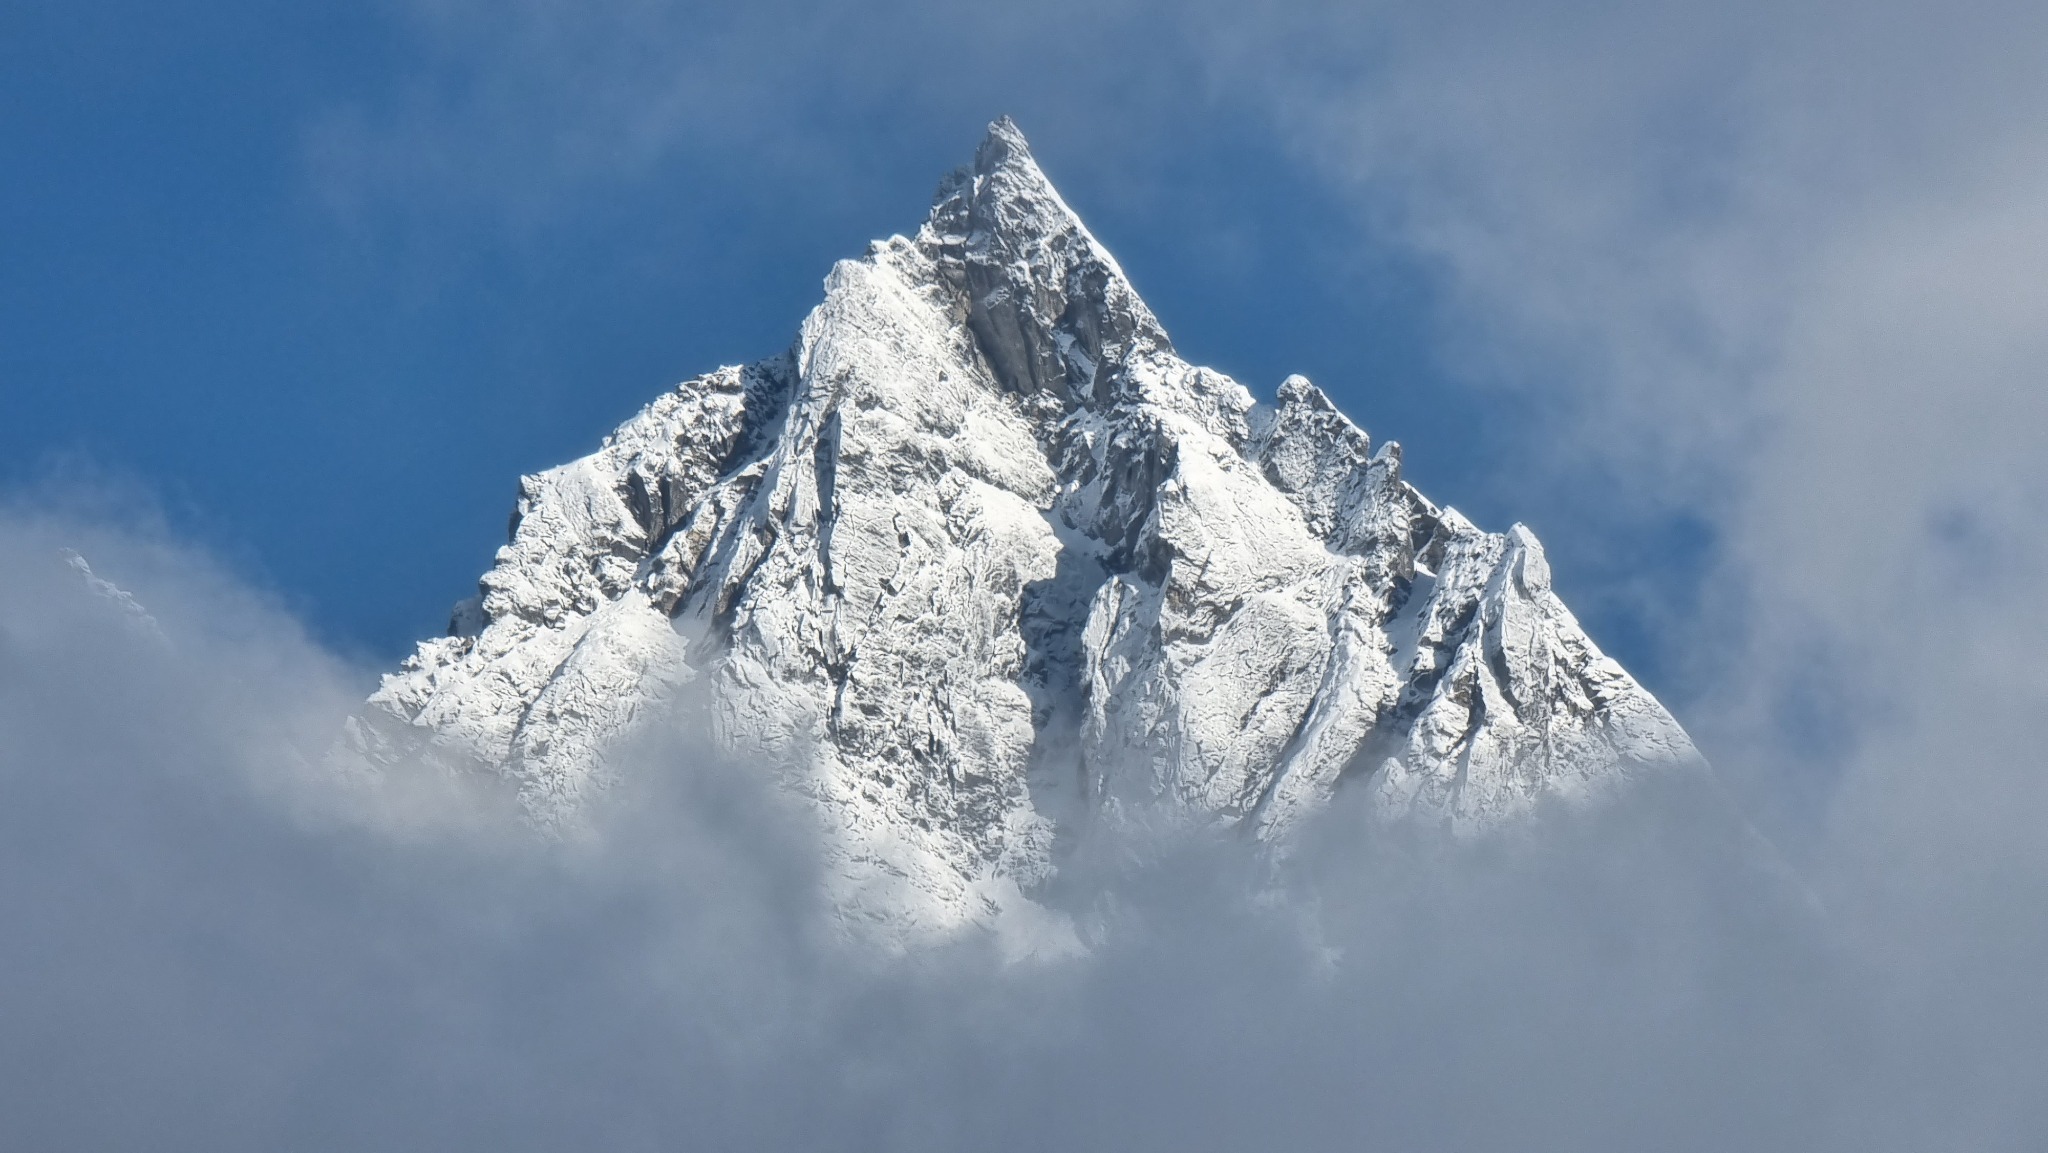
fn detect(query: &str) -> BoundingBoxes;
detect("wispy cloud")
[2,486,2043,1149]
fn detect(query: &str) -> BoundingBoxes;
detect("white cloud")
[7,482,2048,1148]
[0,502,1878,1148]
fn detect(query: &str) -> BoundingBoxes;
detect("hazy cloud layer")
[0,493,2039,1149]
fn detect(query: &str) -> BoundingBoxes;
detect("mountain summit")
[349,121,1702,943]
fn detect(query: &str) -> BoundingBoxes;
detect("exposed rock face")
[351,119,1701,943]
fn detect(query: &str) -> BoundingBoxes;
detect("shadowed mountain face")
[348,119,1701,946]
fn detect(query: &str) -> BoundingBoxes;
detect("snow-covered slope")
[349,120,1701,943]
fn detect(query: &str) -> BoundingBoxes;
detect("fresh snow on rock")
[347,118,1703,945]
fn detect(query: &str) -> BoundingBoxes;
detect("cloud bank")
[0,487,2037,1150]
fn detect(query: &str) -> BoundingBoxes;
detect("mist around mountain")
[10,489,2040,1150]
[1,507,1843,1152]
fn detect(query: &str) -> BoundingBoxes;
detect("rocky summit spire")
[927,119,1169,409]
[346,120,1705,951]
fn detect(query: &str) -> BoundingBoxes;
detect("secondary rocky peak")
[351,121,1706,950]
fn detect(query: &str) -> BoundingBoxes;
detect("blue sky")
[2,2,1693,680]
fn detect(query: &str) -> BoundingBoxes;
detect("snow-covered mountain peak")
[350,119,1704,947]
